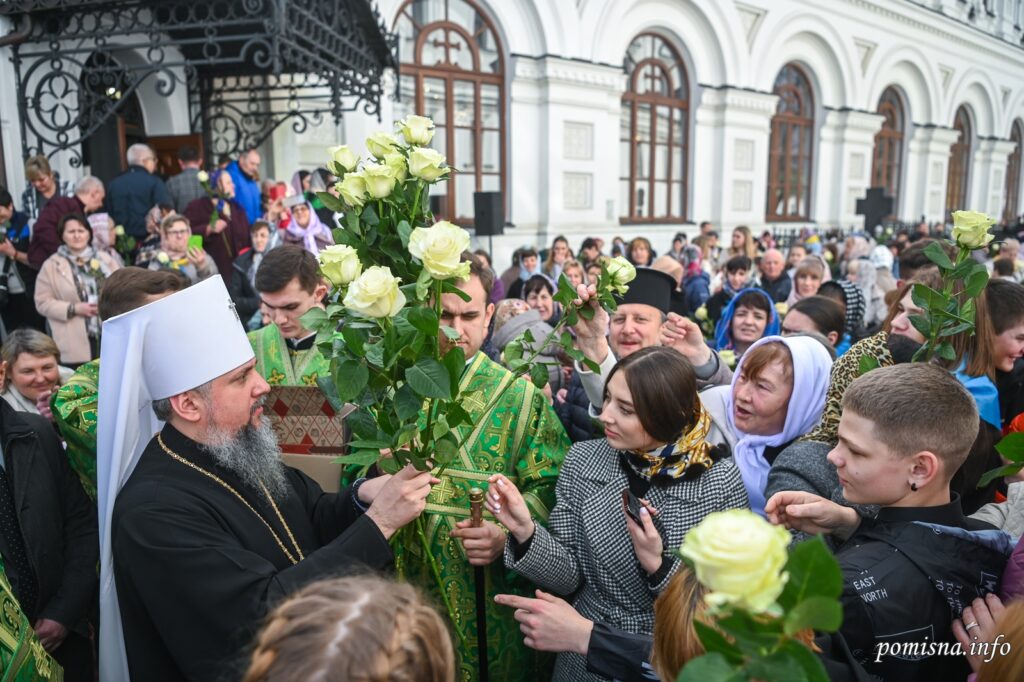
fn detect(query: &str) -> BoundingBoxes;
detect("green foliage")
[979,431,1024,487]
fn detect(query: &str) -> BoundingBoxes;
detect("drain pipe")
[0,14,33,48]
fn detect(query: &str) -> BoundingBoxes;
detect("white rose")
[362,162,398,199]
[318,244,363,287]
[397,115,435,146]
[408,147,450,183]
[113,225,126,237]
[366,131,399,159]
[409,221,472,280]
[156,252,170,264]
[605,256,637,295]
[338,173,368,209]
[383,151,408,183]
[951,210,996,250]
[196,170,209,184]
[680,509,791,613]
[343,266,406,318]
[327,145,360,173]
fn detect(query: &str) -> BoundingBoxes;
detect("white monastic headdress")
[97,276,254,680]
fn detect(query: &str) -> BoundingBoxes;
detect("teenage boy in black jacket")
[767,363,1010,682]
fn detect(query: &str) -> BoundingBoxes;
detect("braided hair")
[243,575,455,682]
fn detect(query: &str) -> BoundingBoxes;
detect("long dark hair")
[604,346,699,442]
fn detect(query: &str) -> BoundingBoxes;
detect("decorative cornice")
[512,55,626,91]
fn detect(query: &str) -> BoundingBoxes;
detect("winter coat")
[682,271,710,313]
[105,166,170,239]
[229,249,261,324]
[554,372,600,443]
[225,160,263,224]
[183,196,251,287]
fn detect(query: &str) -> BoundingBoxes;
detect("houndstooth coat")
[504,438,748,681]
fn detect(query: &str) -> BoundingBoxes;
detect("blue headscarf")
[713,288,780,352]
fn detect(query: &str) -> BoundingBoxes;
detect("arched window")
[871,87,905,211]
[1004,119,1023,224]
[619,32,689,223]
[766,64,815,221]
[394,0,504,222]
[946,105,973,216]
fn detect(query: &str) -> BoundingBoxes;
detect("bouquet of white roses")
[301,115,634,629]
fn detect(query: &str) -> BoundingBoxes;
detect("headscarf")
[622,402,716,481]
[285,201,333,256]
[714,288,780,352]
[833,279,866,335]
[725,335,833,515]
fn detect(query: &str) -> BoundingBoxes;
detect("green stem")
[415,514,467,648]
[411,182,423,224]
[922,246,970,362]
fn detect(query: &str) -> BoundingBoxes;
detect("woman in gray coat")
[487,346,748,681]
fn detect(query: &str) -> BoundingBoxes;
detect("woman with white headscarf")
[699,335,833,515]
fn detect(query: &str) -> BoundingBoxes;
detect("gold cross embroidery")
[461,390,486,415]
[431,476,459,505]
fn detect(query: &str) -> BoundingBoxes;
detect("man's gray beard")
[202,417,290,501]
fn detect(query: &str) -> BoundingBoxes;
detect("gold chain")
[157,433,305,565]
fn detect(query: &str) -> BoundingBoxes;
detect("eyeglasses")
[164,229,190,237]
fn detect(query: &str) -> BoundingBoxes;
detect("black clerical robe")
[112,424,393,681]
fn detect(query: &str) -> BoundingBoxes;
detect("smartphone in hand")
[187,235,204,252]
[622,489,644,525]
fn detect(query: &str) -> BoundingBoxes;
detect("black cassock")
[112,424,393,681]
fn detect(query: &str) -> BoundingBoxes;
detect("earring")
[910,482,918,491]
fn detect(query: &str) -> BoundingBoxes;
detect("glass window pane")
[671,145,684,182]
[635,143,649,179]
[633,181,647,217]
[655,106,671,144]
[481,84,500,128]
[394,75,416,123]
[481,130,500,173]
[455,173,475,218]
[620,180,630,217]
[635,103,651,142]
[654,144,669,181]
[481,174,500,192]
[423,78,446,122]
[421,28,448,67]
[430,126,447,157]
[673,181,685,218]
[453,80,475,127]
[455,128,475,171]
[654,182,668,217]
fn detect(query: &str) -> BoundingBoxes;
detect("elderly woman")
[145,213,218,285]
[282,196,333,255]
[487,346,747,681]
[699,335,833,514]
[184,169,251,286]
[786,256,829,306]
[0,329,73,418]
[522,274,559,324]
[34,214,121,366]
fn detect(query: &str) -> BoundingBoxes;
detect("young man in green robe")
[247,246,330,387]
[348,255,570,681]
[51,268,188,500]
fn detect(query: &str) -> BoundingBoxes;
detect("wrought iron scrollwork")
[3,0,397,164]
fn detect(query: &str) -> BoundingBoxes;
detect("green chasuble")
[0,557,63,681]
[248,324,330,387]
[351,353,570,681]
[51,359,100,501]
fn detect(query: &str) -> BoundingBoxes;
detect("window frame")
[871,86,905,213]
[1004,119,1023,224]
[394,0,506,225]
[946,105,973,218]
[766,63,815,222]
[619,32,690,225]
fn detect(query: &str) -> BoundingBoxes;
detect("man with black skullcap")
[571,268,733,413]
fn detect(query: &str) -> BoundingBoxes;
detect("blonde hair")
[977,600,1024,682]
[24,154,53,182]
[243,576,455,682]
[728,225,757,260]
[652,568,709,681]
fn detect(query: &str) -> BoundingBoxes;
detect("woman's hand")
[625,498,663,575]
[485,474,535,544]
[211,219,228,234]
[35,389,54,421]
[187,246,207,268]
[953,593,1006,672]
[495,590,593,655]
[74,302,99,318]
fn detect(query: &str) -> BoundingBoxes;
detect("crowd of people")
[0,141,1023,682]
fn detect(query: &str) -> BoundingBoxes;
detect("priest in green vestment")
[346,256,570,681]
[51,267,190,500]
[0,556,63,681]
[247,246,330,386]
